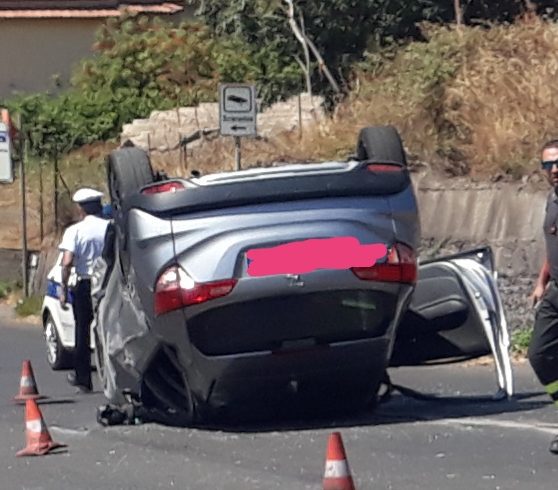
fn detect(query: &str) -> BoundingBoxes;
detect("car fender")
[42,296,75,349]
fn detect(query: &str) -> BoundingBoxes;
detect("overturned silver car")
[91,126,513,424]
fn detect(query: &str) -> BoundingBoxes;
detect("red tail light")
[142,181,185,195]
[351,243,417,284]
[154,266,237,316]
[366,163,403,172]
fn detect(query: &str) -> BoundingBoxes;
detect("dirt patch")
[462,354,528,366]
[0,293,41,326]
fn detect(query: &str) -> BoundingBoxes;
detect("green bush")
[15,295,43,317]
[511,327,533,356]
[0,281,14,300]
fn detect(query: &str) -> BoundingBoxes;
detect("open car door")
[389,246,514,398]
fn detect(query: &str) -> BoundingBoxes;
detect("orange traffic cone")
[16,399,67,457]
[323,432,356,490]
[13,360,47,403]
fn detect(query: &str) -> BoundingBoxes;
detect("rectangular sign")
[0,121,13,183]
[219,83,257,137]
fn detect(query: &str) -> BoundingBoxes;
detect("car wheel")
[356,125,407,164]
[107,147,155,210]
[140,347,197,425]
[107,147,155,276]
[44,314,72,370]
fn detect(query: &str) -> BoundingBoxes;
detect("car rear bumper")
[138,287,411,419]
[183,336,391,417]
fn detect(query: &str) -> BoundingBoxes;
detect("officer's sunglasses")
[542,159,558,171]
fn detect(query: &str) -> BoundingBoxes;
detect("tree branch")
[523,0,536,13]
[453,0,463,26]
[282,0,339,93]
[301,34,340,93]
[298,10,312,98]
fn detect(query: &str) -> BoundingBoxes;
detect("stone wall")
[120,93,325,163]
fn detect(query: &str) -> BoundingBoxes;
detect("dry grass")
[444,17,558,176]
[0,140,118,251]
[348,17,558,177]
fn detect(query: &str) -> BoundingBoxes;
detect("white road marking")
[49,426,91,436]
[423,416,558,435]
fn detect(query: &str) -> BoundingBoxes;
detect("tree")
[189,0,420,106]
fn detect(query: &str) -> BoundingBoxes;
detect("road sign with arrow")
[219,84,257,137]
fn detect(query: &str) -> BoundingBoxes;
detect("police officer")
[58,188,110,393]
[529,139,558,454]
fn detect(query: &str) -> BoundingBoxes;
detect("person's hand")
[530,284,546,308]
[58,286,67,308]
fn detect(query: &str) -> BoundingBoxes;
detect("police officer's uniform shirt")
[59,215,110,278]
[544,190,558,282]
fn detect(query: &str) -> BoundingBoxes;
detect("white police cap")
[72,187,103,204]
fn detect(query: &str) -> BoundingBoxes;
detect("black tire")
[107,148,154,274]
[356,126,407,165]
[107,147,154,210]
[44,313,73,370]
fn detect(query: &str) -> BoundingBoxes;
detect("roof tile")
[0,1,183,18]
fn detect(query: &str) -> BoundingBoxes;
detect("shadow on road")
[35,398,77,406]
[196,389,552,434]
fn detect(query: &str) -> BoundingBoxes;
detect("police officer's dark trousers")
[529,280,558,405]
[72,279,93,390]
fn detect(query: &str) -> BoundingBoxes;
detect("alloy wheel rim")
[44,320,58,365]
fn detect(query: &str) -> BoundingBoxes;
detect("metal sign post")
[219,83,257,171]
[234,136,241,171]
[10,113,28,297]
[53,145,59,233]
[20,127,28,297]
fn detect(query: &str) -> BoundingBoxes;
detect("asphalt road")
[2,315,558,490]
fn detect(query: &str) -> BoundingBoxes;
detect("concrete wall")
[415,176,546,274]
[414,174,548,332]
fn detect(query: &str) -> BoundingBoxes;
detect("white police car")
[41,254,97,370]
[41,252,74,369]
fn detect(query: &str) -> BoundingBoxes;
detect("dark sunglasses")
[542,159,558,171]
